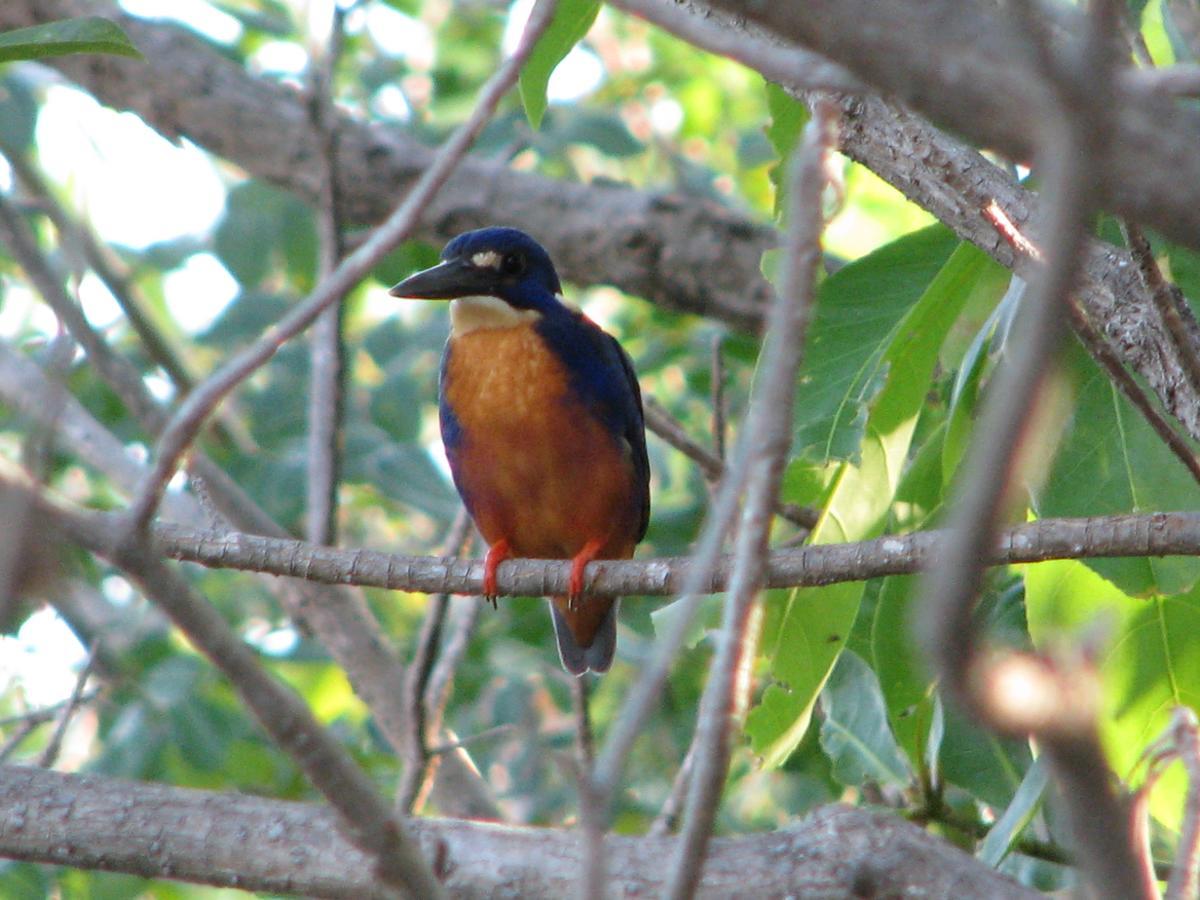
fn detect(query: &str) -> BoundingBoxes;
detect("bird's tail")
[550,597,618,675]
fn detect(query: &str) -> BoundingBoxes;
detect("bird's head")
[388,227,562,312]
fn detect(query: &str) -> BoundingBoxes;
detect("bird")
[389,227,650,674]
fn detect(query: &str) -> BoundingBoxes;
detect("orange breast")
[443,322,641,562]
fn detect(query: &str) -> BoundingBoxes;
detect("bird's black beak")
[389,257,490,300]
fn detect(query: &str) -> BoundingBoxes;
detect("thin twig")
[572,676,606,900]
[643,397,817,530]
[1168,707,1200,900]
[37,640,99,768]
[710,334,726,463]
[397,508,472,815]
[427,723,517,756]
[0,720,39,764]
[0,142,199,407]
[1067,300,1200,486]
[122,0,563,536]
[664,99,833,900]
[650,746,695,836]
[305,4,349,547]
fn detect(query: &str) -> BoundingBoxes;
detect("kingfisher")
[390,227,650,674]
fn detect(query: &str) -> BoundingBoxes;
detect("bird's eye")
[500,253,525,276]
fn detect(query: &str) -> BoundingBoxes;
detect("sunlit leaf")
[518,0,600,129]
[1024,557,1200,829]
[764,81,807,217]
[790,225,961,463]
[0,17,142,63]
[1036,340,1200,596]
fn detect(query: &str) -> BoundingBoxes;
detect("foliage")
[0,0,1196,896]
[0,17,141,64]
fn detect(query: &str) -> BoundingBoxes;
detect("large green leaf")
[748,240,1006,767]
[1037,340,1200,596]
[791,225,962,463]
[518,0,600,130]
[0,17,141,63]
[819,649,912,787]
[1024,557,1200,829]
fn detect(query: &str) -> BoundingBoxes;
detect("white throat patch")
[450,296,542,335]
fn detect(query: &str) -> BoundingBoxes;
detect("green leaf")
[819,650,912,787]
[343,422,459,519]
[214,181,316,289]
[1024,557,1200,829]
[749,239,1004,767]
[870,574,937,763]
[0,74,38,154]
[518,0,600,130]
[1037,339,1200,596]
[764,81,807,218]
[978,756,1049,867]
[0,17,142,63]
[938,700,1031,808]
[791,225,961,463]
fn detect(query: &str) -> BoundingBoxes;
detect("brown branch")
[695,0,1200,253]
[396,508,472,816]
[1123,222,1200,403]
[1168,708,1200,900]
[8,0,1200,449]
[305,5,349,547]
[144,511,1200,599]
[666,101,833,900]
[0,765,1039,899]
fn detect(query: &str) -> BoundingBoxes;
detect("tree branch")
[141,511,1200,599]
[0,765,1039,899]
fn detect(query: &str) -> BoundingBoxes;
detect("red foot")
[483,539,512,609]
[568,538,606,610]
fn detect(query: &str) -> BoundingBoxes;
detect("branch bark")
[0,765,1039,899]
[143,511,1200,598]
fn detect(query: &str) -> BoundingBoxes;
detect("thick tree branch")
[699,0,1200,253]
[0,765,1038,899]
